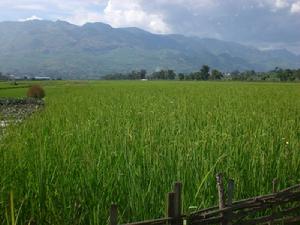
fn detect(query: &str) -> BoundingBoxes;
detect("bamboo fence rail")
[109,174,300,225]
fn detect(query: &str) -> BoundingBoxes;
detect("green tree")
[178,73,185,81]
[277,69,294,81]
[286,69,295,81]
[194,72,201,80]
[230,70,241,80]
[166,70,176,80]
[200,65,210,80]
[140,69,147,79]
[295,69,300,80]
[210,69,223,80]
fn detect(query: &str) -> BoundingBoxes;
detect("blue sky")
[1,0,300,54]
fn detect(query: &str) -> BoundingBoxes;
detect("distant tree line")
[229,68,300,81]
[1,66,300,81]
[0,72,9,81]
[102,66,221,81]
[102,66,300,81]
[102,70,147,80]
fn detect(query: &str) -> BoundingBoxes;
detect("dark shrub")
[27,85,45,99]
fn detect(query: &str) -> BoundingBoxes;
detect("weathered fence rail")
[109,174,300,225]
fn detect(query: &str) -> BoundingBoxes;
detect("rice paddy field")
[0,81,300,225]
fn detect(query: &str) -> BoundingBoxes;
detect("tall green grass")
[0,81,300,224]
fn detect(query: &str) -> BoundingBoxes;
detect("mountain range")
[0,20,299,79]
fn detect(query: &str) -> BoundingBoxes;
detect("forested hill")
[0,20,299,79]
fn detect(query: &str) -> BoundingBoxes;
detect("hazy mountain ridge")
[0,20,299,78]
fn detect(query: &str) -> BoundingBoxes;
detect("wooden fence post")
[269,179,278,225]
[110,204,118,225]
[272,178,278,194]
[227,179,235,225]
[216,173,226,225]
[173,182,183,224]
[173,182,182,217]
[167,192,176,225]
[227,179,234,206]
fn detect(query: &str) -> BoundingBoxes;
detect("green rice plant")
[0,81,299,224]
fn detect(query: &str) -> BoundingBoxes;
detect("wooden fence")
[109,174,300,225]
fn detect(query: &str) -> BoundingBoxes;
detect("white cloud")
[291,1,300,13]
[102,0,171,34]
[148,0,218,10]
[14,4,46,11]
[50,0,104,11]
[275,0,290,9]
[0,0,107,25]
[39,0,107,25]
[64,10,103,25]
[19,15,42,21]
[253,0,290,11]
